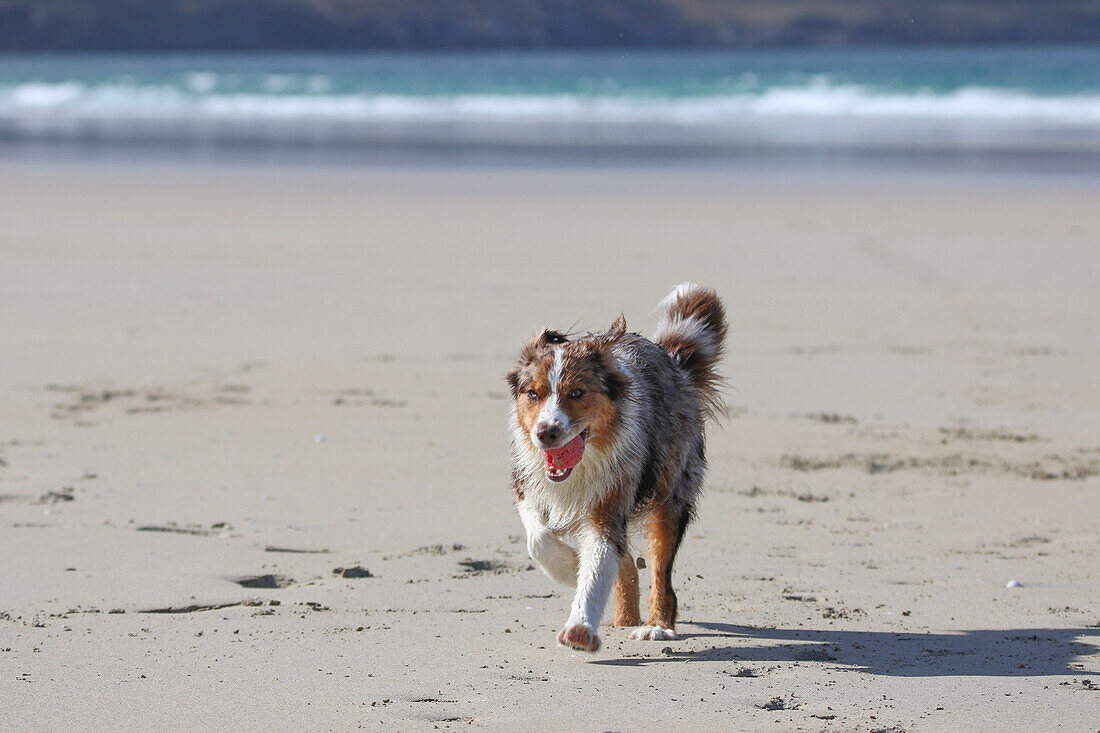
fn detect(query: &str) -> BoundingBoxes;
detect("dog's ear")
[590,316,627,400]
[508,328,567,398]
[592,314,626,349]
[538,328,569,346]
[505,365,523,399]
[595,346,627,402]
[607,314,626,340]
[519,328,566,362]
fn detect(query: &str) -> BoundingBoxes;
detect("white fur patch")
[528,532,579,586]
[652,314,718,356]
[656,282,700,312]
[557,621,599,651]
[629,625,678,641]
[565,527,619,631]
[548,346,563,390]
[532,347,574,448]
[518,500,578,586]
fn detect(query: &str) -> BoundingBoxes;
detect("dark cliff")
[2,0,1099,51]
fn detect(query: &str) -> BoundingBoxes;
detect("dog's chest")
[524,469,610,531]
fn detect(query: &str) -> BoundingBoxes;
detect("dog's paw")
[557,623,600,652]
[629,625,677,641]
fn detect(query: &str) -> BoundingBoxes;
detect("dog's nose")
[536,423,563,446]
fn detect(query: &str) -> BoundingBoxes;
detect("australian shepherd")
[506,283,727,652]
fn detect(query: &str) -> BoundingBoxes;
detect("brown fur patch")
[613,555,641,627]
[644,504,684,630]
[589,470,630,554]
[510,354,552,444]
[558,342,622,454]
[672,289,725,335]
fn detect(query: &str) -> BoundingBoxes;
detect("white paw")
[558,622,600,652]
[527,532,578,587]
[629,625,677,641]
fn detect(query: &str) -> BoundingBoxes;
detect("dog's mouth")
[543,430,587,483]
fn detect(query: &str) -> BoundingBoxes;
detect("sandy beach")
[1,160,1098,731]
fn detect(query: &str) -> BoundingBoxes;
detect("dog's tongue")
[544,433,585,472]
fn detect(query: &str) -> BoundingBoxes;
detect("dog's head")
[506,316,628,482]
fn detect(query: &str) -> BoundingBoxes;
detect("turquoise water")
[2,47,1099,154]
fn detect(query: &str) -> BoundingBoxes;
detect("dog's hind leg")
[612,553,640,627]
[630,501,691,641]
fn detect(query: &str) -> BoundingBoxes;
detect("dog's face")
[507,318,626,482]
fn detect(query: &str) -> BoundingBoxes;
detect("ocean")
[2,47,1099,166]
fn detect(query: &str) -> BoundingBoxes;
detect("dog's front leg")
[557,526,619,652]
[518,499,578,586]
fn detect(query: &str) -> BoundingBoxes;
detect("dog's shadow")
[595,621,1100,677]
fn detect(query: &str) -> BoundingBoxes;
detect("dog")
[506,283,726,652]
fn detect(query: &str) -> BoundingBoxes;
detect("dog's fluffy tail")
[653,283,728,420]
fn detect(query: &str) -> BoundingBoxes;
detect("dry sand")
[1,161,1098,731]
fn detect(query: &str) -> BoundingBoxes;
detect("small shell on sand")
[1005,579,1023,588]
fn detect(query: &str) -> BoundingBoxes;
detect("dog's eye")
[526,390,539,401]
[568,389,584,399]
